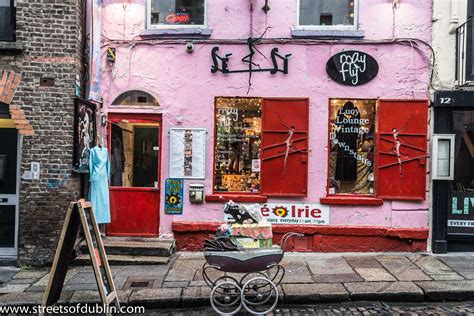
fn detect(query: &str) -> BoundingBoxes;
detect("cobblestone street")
[148,301,474,315]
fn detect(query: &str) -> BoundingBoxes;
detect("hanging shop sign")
[165,178,184,215]
[447,192,474,235]
[169,128,206,179]
[326,50,379,86]
[73,98,97,173]
[225,203,330,225]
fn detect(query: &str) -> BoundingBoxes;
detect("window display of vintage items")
[214,97,262,193]
[41,200,120,316]
[73,98,97,173]
[202,201,303,314]
[326,50,379,86]
[329,99,376,195]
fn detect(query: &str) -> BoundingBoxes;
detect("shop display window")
[298,0,357,28]
[328,99,376,195]
[148,0,205,28]
[214,97,262,193]
[211,97,309,200]
[325,99,429,202]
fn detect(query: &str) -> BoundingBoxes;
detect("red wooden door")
[375,99,428,200]
[261,98,309,196]
[106,113,162,237]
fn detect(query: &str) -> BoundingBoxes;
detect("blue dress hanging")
[89,146,111,224]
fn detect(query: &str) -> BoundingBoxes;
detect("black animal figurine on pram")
[203,202,303,315]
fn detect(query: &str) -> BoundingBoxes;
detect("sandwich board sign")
[41,200,120,315]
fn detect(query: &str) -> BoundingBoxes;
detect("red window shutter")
[375,99,428,200]
[261,98,309,196]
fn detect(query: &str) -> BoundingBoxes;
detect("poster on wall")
[164,178,184,215]
[169,128,206,179]
[447,192,474,235]
[73,98,97,173]
[225,203,330,225]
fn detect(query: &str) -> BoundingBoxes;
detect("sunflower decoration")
[272,206,288,218]
[166,193,181,207]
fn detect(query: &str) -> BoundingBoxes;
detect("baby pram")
[203,232,303,315]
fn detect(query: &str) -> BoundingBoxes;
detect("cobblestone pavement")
[147,301,474,315]
[3,252,474,308]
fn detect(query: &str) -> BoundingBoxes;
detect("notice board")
[169,128,206,179]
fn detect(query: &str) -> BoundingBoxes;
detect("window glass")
[110,123,159,188]
[0,0,14,42]
[447,110,473,235]
[214,97,261,193]
[150,0,205,27]
[451,110,474,192]
[329,99,375,195]
[299,0,355,27]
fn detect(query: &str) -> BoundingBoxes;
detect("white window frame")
[432,134,455,181]
[296,0,359,30]
[146,0,207,29]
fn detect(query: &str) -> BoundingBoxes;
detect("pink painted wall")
[98,0,432,234]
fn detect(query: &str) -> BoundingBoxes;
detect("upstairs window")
[298,0,358,29]
[0,0,15,42]
[147,0,206,28]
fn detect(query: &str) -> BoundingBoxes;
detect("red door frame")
[106,112,162,237]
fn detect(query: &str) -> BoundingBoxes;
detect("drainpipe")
[448,0,459,34]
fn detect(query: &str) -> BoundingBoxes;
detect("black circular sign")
[326,50,379,86]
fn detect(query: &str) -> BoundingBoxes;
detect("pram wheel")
[241,276,278,315]
[210,281,242,315]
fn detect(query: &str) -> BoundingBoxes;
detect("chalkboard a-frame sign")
[326,50,379,86]
[41,200,120,316]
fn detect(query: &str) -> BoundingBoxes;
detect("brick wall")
[0,0,85,265]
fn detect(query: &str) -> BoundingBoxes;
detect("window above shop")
[0,0,16,42]
[146,0,206,29]
[112,90,159,107]
[298,0,358,29]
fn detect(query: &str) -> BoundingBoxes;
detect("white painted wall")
[432,0,468,90]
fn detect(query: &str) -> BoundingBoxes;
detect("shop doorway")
[432,96,474,252]
[0,128,20,257]
[107,113,162,237]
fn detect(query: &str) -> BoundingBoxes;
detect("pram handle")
[279,232,304,253]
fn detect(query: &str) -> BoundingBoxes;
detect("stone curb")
[2,282,474,307]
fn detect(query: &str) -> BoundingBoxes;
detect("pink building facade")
[92,0,433,252]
